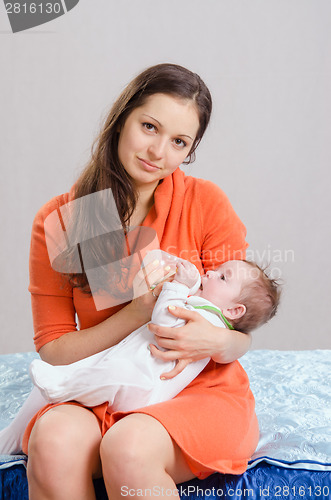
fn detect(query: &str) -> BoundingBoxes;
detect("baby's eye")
[173,138,186,148]
[219,274,225,281]
[143,122,156,132]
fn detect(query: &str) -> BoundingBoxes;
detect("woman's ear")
[222,304,246,320]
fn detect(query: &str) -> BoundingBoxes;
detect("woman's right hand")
[127,260,168,324]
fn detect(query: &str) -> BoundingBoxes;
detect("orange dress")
[23,168,259,479]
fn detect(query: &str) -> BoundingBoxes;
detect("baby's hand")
[173,261,200,289]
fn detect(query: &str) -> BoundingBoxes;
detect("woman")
[25,63,258,499]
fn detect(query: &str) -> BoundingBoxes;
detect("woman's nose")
[148,137,167,159]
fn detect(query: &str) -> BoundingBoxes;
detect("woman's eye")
[143,122,156,132]
[174,138,186,148]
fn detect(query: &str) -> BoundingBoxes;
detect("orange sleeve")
[197,179,248,270]
[29,196,78,352]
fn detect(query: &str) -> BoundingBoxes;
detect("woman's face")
[117,93,200,190]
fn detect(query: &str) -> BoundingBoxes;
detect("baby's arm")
[172,260,201,289]
[151,261,201,327]
[149,260,210,389]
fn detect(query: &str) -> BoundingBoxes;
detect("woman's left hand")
[148,306,223,380]
[148,306,252,379]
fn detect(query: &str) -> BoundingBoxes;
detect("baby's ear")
[222,304,246,320]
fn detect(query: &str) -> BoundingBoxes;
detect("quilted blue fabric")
[1,350,331,498]
[240,350,331,471]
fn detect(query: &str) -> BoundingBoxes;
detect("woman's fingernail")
[152,259,159,266]
[165,265,171,271]
[160,376,166,380]
[168,305,176,310]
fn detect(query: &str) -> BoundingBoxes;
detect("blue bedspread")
[1,462,330,500]
[1,350,330,499]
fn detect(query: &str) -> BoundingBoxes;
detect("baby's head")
[197,260,280,332]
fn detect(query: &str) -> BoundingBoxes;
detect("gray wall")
[0,0,330,354]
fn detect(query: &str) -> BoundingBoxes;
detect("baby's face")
[198,260,252,309]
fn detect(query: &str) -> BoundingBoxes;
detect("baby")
[0,257,280,455]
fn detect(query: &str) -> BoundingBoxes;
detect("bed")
[1,350,330,499]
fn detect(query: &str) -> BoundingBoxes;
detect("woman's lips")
[138,157,161,172]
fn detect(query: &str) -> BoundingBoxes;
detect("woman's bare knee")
[100,414,194,489]
[100,415,148,483]
[27,405,102,497]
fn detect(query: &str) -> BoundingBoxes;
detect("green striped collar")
[192,304,234,330]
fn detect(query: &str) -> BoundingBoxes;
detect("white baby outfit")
[0,280,227,455]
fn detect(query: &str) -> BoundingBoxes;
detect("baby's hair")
[231,261,281,333]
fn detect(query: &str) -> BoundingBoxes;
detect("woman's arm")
[210,327,252,364]
[39,297,151,365]
[38,261,165,366]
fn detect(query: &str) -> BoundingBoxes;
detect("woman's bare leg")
[100,413,195,499]
[27,404,102,500]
